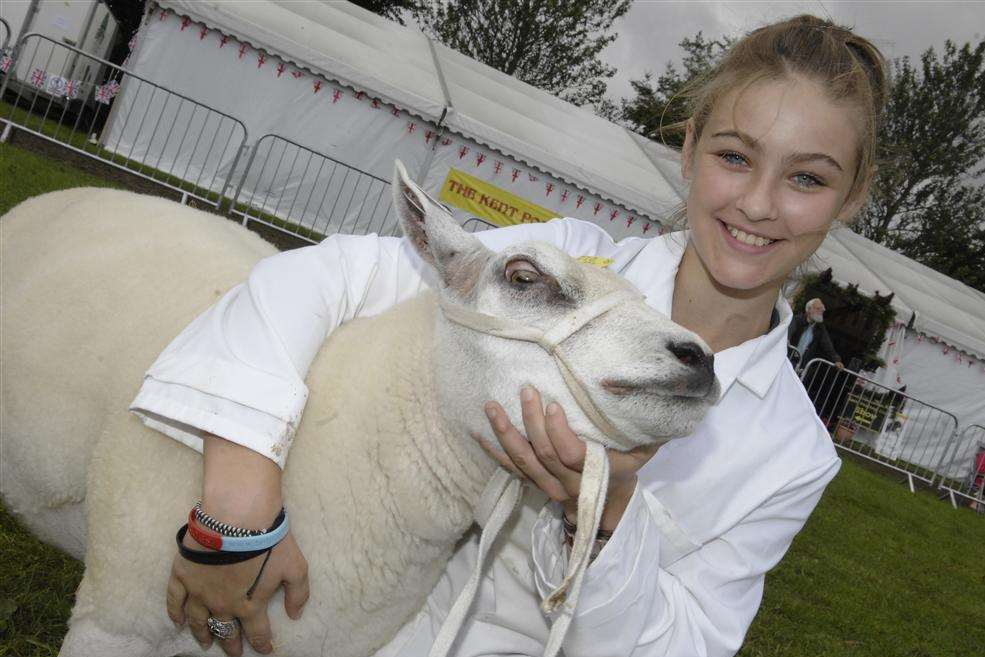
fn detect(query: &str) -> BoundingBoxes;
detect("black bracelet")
[176,525,270,565]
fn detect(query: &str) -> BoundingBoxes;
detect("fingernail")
[484,403,497,420]
[547,403,559,416]
[521,386,534,401]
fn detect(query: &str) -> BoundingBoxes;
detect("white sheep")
[0,164,718,657]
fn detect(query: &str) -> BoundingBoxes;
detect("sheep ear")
[392,160,490,297]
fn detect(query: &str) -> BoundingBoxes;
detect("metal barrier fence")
[1,17,11,53]
[787,345,802,371]
[936,424,985,511]
[0,33,248,209]
[800,358,959,492]
[462,216,497,233]
[229,134,396,244]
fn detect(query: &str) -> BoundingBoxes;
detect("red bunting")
[219,35,228,48]
[494,161,503,175]
[353,90,364,100]
[626,216,636,228]
[238,43,247,59]
[391,107,400,117]
[643,222,651,234]
[609,210,618,222]
[476,153,486,167]
[257,53,266,68]
[528,173,539,183]
[180,16,191,31]
[313,80,322,93]
[407,122,416,134]
[576,194,584,209]
[332,89,342,104]
[159,9,167,20]
[458,146,469,159]
[512,168,520,182]
[276,62,285,77]
[440,137,452,147]
[593,202,602,216]
[424,130,434,144]
[560,190,568,203]
[371,99,380,109]
[199,26,208,40]
[292,70,304,79]
[545,183,554,197]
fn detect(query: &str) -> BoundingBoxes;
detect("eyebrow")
[710,130,844,172]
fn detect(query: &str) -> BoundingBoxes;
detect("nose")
[668,341,714,374]
[735,172,776,222]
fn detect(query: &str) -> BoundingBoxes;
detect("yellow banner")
[439,168,559,227]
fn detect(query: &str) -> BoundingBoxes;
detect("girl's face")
[681,75,865,293]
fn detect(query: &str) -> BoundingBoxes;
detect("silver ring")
[207,616,240,640]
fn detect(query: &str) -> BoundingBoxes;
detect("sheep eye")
[505,259,541,286]
[510,270,538,284]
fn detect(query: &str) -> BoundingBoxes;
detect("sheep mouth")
[601,377,713,400]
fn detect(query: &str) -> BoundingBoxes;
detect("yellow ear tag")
[576,256,614,268]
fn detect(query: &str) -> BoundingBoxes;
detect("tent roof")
[812,227,985,359]
[155,0,684,220]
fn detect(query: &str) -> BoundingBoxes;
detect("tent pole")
[416,37,454,188]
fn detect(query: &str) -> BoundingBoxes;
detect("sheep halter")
[428,289,643,657]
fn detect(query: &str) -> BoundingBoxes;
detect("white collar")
[619,232,793,400]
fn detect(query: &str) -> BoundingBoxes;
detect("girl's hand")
[474,386,660,532]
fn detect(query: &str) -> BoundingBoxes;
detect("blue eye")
[718,151,748,166]
[793,173,825,188]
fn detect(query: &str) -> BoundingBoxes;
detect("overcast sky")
[601,1,985,102]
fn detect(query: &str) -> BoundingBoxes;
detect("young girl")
[137,14,888,657]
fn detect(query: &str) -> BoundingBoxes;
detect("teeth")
[726,223,775,247]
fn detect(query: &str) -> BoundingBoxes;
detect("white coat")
[130,218,840,657]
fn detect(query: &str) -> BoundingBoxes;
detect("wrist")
[599,477,637,532]
[202,433,283,526]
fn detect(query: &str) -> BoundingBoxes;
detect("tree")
[411,0,631,107]
[617,33,731,148]
[349,0,420,25]
[853,40,985,292]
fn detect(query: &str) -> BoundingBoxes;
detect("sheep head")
[391,160,719,451]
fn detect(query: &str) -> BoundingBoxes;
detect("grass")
[2,120,984,657]
[0,140,124,215]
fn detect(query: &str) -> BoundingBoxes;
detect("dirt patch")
[7,129,310,252]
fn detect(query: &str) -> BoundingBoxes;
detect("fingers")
[217,628,244,657]
[484,399,570,502]
[523,390,584,495]
[166,570,188,627]
[282,541,310,621]
[239,610,273,655]
[184,597,213,650]
[541,401,587,474]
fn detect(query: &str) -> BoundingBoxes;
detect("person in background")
[789,297,844,368]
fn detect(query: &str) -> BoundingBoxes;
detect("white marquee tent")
[107,0,683,240]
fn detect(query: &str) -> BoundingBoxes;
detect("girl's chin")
[709,261,786,294]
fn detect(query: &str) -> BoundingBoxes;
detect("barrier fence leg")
[906,473,916,494]
[1,120,11,143]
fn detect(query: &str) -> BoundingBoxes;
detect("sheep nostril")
[667,341,712,372]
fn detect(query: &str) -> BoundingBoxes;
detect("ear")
[392,160,491,297]
[681,120,696,181]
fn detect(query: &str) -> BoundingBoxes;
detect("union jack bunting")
[0,55,12,73]
[65,79,82,100]
[95,80,120,104]
[30,68,47,88]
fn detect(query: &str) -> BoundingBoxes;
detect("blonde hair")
[667,14,890,209]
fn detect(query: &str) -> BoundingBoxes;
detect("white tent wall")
[103,6,670,239]
[868,327,985,480]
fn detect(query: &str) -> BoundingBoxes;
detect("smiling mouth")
[719,219,782,248]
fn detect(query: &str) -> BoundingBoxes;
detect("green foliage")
[617,32,731,148]
[411,0,631,107]
[792,271,897,371]
[348,0,419,25]
[854,40,985,293]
